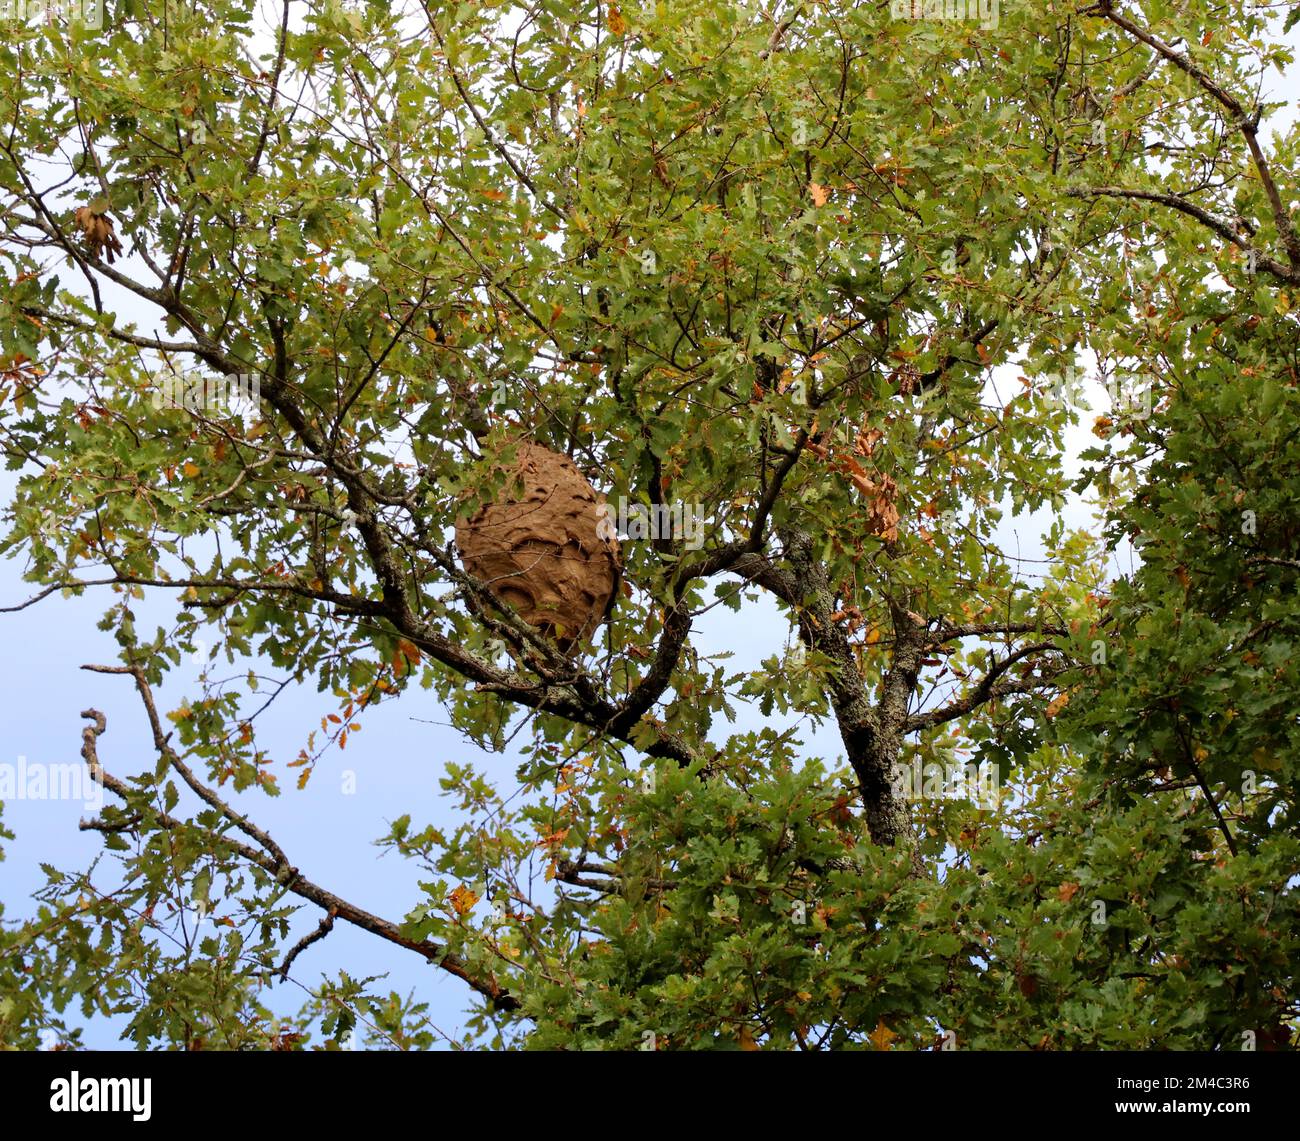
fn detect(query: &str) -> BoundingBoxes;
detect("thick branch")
[904,642,1061,734]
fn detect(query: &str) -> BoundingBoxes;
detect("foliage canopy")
[1,0,1298,1050]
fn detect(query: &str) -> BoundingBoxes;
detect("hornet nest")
[455,442,622,652]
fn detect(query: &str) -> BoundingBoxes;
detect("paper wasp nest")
[455,442,622,652]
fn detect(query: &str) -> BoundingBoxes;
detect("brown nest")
[455,442,622,652]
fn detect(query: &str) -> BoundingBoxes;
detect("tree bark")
[737,529,923,871]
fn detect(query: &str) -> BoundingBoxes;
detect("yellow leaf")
[738,1025,760,1051]
[182,461,200,477]
[607,4,626,35]
[868,1020,897,1051]
[449,884,479,916]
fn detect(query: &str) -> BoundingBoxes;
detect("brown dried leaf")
[73,204,124,263]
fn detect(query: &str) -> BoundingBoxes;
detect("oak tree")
[1,0,1296,1049]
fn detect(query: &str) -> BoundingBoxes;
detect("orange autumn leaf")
[1058,882,1080,903]
[607,4,626,35]
[449,884,479,916]
[537,826,570,850]
[809,181,831,207]
[868,1020,897,1050]
[854,427,884,456]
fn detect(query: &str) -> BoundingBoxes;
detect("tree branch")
[1091,3,1300,272]
[904,642,1063,733]
[76,705,520,1010]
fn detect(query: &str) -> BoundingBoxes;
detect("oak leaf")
[868,1020,897,1050]
[73,201,124,263]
